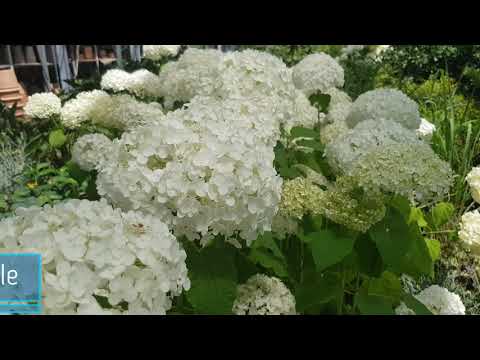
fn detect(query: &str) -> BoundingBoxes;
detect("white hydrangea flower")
[346,88,421,130]
[158,48,225,108]
[466,167,480,204]
[24,92,62,119]
[71,133,112,171]
[458,209,480,256]
[101,69,163,98]
[324,88,352,124]
[0,199,190,315]
[414,285,465,315]
[143,45,181,60]
[416,118,436,141]
[320,120,349,145]
[232,274,296,315]
[61,90,164,130]
[325,118,422,174]
[349,142,453,204]
[292,53,345,96]
[96,99,283,246]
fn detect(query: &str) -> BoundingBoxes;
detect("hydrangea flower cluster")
[143,45,181,60]
[325,118,422,174]
[346,88,421,130]
[466,166,480,204]
[232,274,296,315]
[24,92,62,119]
[0,199,190,315]
[320,119,350,145]
[95,101,283,246]
[61,90,164,130]
[0,134,27,193]
[395,285,465,315]
[349,143,453,203]
[324,87,352,124]
[278,177,325,219]
[72,133,113,172]
[291,53,345,96]
[158,48,320,134]
[458,209,480,256]
[321,176,386,233]
[100,69,163,98]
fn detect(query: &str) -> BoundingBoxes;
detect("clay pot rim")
[1,95,22,101]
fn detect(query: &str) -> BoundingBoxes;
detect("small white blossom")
[466,166,480,204]
[25,92,62,119]
[458,209,480,256]
[143,45,181,60]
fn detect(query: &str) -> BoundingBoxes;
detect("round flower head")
[325,118,422,174]
[324,87,352,124]
[61,90,164,130]
[346,88,421,130]
[72,133,113,172]
[24,92,62,119]
[349,142,453,204]
[96,99,283,246]
[143,45,181,60]
[466,166,480,204]
[321,176,386,233]
[101,69,163,99]
[292,52,345,96]
[278,177,325,220]
[414,285,465,315]
[0,199,190,315]
[232,274,296,315]
[320,119,349,146]
[158,48,225,107]
[458,209,480,256]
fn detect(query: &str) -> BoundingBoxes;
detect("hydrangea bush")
[1,46,468,315]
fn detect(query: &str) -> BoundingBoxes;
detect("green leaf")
[48,129,67,148]
[295,272,341,313]
[430,202,454,228]
[367,271,402,303]
[303,230,357,272]
[289,126,320,139]
[185,244,238,315]
[355,287,395,315]
[353,234,384,277]
[369,207,433,278]
[408,207,428,228]
[308,93,331,113]
[249,233,289,278]
[425,238,441,261]
[401,293,433,315]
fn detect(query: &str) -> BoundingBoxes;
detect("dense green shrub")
[339,49,381,99]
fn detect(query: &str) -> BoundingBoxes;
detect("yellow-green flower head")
[279,177,324,219]
[321,176,386,233]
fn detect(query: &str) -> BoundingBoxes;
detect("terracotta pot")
[24,46,37,63]
[83,46,94,59]
[13,45,25,64]
[0,67,20,90]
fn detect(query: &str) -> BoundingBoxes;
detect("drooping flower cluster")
[72,133,113,172]
[100,69,163,98]
[24,92,62,119]
[291,53,345,96]
[458,209,480,256]
[349,143,453,203]
[395,285,465,315]
[466,166,480,204]
[0,199,190,315]
[95,101,283,246]
[232,274,296,315]
[0,134,27,193]
[346,88,421,130]
[143,45,181,60]
[325,118,422,174]
[61,90,164,130]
